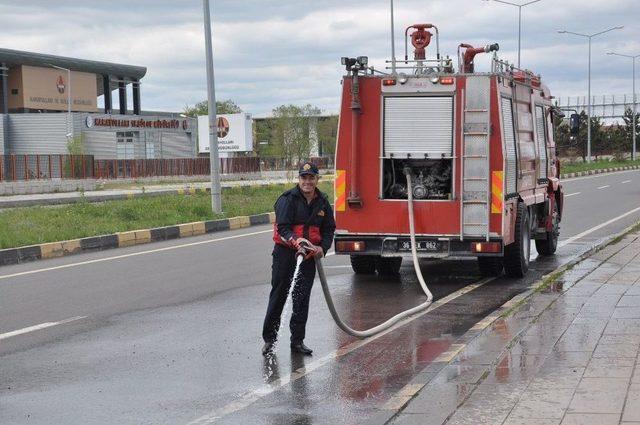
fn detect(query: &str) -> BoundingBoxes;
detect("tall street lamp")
[49,64,73,141]
[482,0,542,68]
[558,26,623,163]
[607,52,639,161]
[203,0,222,214]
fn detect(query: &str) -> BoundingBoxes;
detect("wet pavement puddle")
[202,239,605,424]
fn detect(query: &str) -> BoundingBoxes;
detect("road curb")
[560,164,640,180]
[1,165,637,267]
[0,211,276,267]
[385,219,640,423]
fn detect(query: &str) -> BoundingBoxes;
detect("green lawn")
[561,159,640,175]
[0,181,334,249]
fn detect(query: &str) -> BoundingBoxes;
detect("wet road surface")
[1,170,639,424]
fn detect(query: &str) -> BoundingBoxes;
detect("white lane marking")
[186,277,495,424]
[0,229,273,282]
[0,316,86,341]
[598,185,610,189]
[565,192,581,197]
[559,205,640,248]
[622,180,631,184]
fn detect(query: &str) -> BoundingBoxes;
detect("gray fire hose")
[311,170,434,339]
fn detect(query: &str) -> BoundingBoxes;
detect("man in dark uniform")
[262,161,336,356]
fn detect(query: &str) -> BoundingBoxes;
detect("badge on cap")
[303,163,311,171]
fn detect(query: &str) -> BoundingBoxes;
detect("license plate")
[398,239,442,252]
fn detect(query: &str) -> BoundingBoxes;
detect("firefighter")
[262,161,336,356]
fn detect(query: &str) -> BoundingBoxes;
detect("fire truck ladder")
[461,76,491,242]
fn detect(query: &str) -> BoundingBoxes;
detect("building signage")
[8,65,98,112]
[86,115,190,131]
[197,113,253,154]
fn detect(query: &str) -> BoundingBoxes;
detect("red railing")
[0,154,93,181]
[0,155,332,182]
[259,156,333,171]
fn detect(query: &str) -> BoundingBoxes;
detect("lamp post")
[558,26,623,163]
[49,64,73,141]
[203,0,222,213]
[607,52,639,161]
[482,0,542,68]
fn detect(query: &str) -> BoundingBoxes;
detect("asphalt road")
[1,169,639,425]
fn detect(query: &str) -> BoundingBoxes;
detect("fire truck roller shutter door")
[535,105,548,180]
[501,97,518,195]
[383,96,454,158]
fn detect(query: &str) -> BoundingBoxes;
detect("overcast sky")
[1,0,638,116]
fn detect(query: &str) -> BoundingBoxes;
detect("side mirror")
[569,114,580,135]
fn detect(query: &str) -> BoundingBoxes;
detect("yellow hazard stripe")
[491,171,503,214]
[335,170,346,212]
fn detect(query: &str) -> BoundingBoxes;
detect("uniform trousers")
[262,244,317,344]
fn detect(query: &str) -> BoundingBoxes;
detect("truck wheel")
[504,202,530,278]
[477,257,503,276]
[376,257,402,275]
[535,202,559,256]
[350,255,378,274]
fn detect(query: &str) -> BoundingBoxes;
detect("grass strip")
[0,181,333,249]
[561,158,640,175]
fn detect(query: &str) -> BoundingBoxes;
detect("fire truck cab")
[333,24,564,278]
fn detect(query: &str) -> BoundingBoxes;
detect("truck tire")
[350,255,378,274]
[504,202,530,278]
[535,201,559,256]
[477,257,503,276]
[376,257,402,275]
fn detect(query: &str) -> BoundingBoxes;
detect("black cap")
[299,161,319,176]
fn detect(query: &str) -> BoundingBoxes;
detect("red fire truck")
[333,23,571,278]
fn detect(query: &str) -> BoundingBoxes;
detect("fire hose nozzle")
[295,239,315,257]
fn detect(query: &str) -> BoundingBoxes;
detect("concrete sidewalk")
[0,178,297,209]
[393,229,640,425]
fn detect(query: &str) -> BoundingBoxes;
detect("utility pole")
[607,52,639,161]
[558,26,623,162]
[49,64,73,141]
[482,0,542,68]
[203,0,222,213]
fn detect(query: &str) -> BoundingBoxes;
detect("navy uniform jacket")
[272,185,336,255]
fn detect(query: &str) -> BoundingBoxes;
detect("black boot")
[290,342,313,355]
[262,341,275,356]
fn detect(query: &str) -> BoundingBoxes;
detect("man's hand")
[290,237,310,250]
[291,237,311,250]
[304,245,324,260]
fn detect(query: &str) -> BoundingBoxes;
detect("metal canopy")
[0,48,147,96]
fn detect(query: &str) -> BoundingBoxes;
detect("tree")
[270,104,322,165]
[589,115,605,160]
[553,116,570,157]
[183,99,242,117]
[607,123,627,160]
[622,107,640,157]
[317,115,338,156]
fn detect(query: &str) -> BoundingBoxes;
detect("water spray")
[315,170,434,339]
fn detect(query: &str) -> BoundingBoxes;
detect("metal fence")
[0,155,93,181]
[259,156,333,171]
[0,155,333,181]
